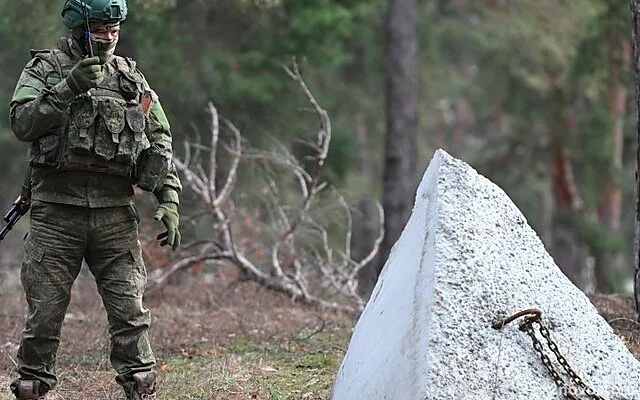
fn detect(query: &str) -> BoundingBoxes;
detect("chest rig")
[31,48,151,177]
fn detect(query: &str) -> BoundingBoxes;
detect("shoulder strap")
[30,49,65,78]
[125,56,137,71]
[115,56,145,84]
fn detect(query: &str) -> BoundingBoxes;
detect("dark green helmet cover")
[62,0,127,29]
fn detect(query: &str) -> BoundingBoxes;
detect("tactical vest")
[29,48,151,178]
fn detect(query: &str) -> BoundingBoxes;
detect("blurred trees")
[0,0,636,295]
[376,0,418,284]
[419,0,634,293]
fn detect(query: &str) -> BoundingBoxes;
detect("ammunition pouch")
[50,97,149,177]
[28,131,63,167]
[135,144,172,192]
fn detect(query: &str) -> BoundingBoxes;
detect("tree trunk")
[352,113,379,296]
[549,96,585,285]
[594,39,628,293]
[377,0,418,278]
[630,0,640,318]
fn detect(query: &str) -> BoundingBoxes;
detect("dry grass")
[588,293,640,358]
[0,265,354,400]
[1,268,640,399]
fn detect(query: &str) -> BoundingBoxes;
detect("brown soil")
[587,293,640,357]
[0,266,354,399]
[0,266,354,371]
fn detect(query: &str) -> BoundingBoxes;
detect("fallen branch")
[158,61,382,314]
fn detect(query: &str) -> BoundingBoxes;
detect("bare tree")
[377,0,419,279]
[150,63,383,314]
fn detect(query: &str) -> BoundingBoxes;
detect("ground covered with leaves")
[588,293,640,358]
[0,270,639,400]
[0,267,354,400]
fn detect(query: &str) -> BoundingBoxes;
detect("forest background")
[0,0,635,297]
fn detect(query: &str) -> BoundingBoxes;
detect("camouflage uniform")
[8,34,180,399]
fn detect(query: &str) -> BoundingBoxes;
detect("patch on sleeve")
[12,85,41,105]
[150,100,171,132]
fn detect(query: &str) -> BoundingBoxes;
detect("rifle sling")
[21,165,32,200]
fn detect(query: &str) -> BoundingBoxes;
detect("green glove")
[66,56,104,94]
[154,202,181,251]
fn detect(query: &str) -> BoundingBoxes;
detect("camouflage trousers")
[11,200,155,394]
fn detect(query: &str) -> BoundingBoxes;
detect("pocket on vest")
[95,98,125,161]
[29,132,61,166]
[114,103,148,165]
[68,98,98,155]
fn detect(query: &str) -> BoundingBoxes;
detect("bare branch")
[283,59,331,168]
[166,62,380,314]
[208,102,220,205]
[213,117,242,208]
[183,140,191,168]
[149,253,232,288]
[338,192,353,266]
[352,201,385,278]
[174,158,209,203]
[264,172,287,278]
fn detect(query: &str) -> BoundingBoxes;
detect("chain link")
[495,310,606,400]
[523,323,565,388]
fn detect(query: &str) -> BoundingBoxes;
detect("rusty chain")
[493,309,605,400]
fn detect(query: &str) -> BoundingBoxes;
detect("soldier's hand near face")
[66,56,104,94]
[154,202,181,251]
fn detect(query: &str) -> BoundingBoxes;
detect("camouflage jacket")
[9,37,181,208]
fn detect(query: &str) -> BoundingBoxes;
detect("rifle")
[0,166,32,241]
[0,196,31,241]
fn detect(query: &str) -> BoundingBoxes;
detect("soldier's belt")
[58,154,132,177]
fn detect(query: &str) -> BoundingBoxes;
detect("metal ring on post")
[492,308,542,330]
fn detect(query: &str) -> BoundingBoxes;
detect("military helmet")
[62,0,128,29]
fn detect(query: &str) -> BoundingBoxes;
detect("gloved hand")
[154,202,181,250]
[66,56,104,94]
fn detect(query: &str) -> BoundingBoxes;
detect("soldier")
[8,0,181,399]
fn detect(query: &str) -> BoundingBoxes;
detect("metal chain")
[535,321,605,400]
[494,309,606,400]
[521,321,567,389]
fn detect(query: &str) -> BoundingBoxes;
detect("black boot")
[122,371,157,400]
[10,380,46,400]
